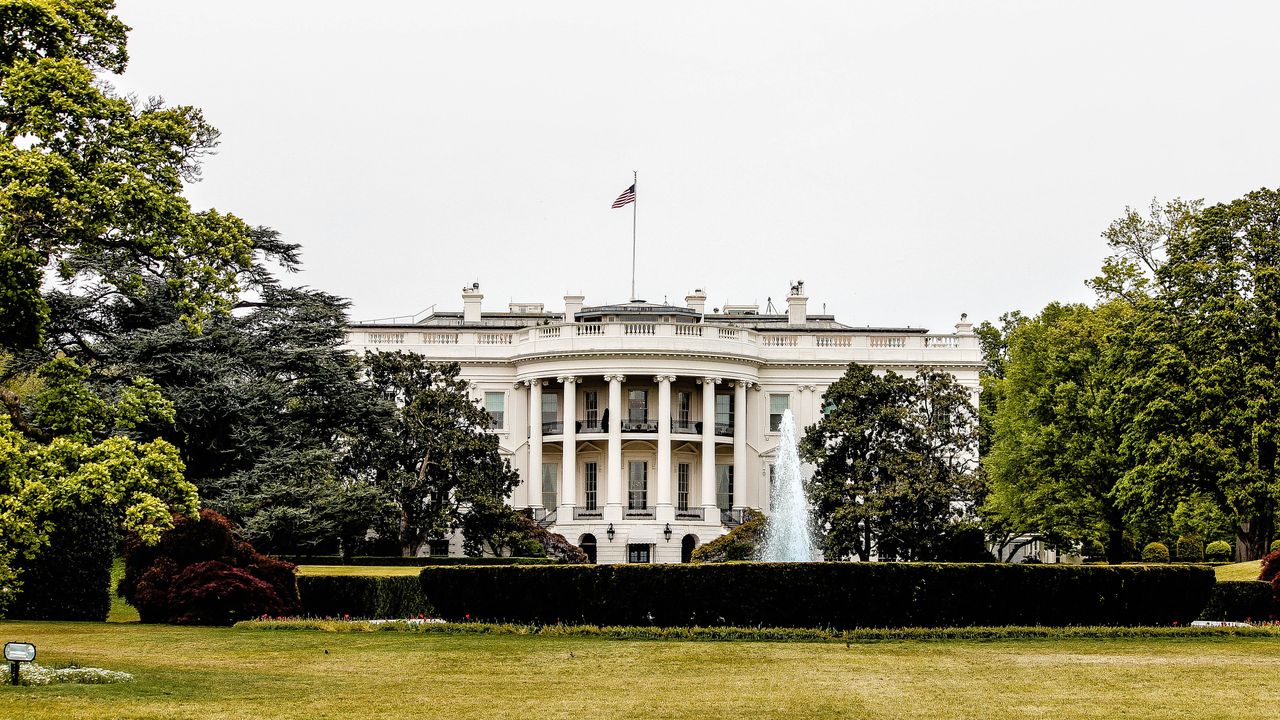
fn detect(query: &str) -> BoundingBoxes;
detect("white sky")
[110,1,1280,331]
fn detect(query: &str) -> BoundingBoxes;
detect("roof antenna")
[765,296,778,314]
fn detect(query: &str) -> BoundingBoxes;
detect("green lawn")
[107,558,139,623]
[294,564,422,577]
[2,621,1279,719]
[1215,561,1263,581]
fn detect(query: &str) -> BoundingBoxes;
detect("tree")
[355,352,520,556]
[801,363,979,561]
[0,354,197,618]
[982,301,1135,563]
[1102,190,1280,559]
[1,0,266,350]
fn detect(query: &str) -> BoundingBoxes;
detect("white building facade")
[344,282,982,564]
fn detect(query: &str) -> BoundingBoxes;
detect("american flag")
[611,184,636,208]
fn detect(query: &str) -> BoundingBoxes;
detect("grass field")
[294,564,422,577]
[1,621,1278,719]
[1215,560,1263,581]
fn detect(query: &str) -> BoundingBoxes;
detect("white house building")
[343,282,982,564]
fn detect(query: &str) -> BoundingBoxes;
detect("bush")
[8,505,118,621]
[166,561,286,625]
[691,509,765,562]
[1141,542,1170,563]
[297,575,430,619]
[120,509,299,625]
[419,563,1215,629]
[1261,549,1280,584]
[1205,541,1233,563]
[1271,539,1280,554]
[1199,581,1277,622]
[1175,535,1204,562]
[1081,539,1106,560]
[276,555,557,567]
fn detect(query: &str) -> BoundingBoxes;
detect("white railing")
[477,333,513,345]
[422,333,459,344]
[368,332,404,344]
[925,336,959,348]
[763,335,797,347]
[575,324,604,336]
[536,326,561,339]
[816,336,852,347]
[675,324,703,337]
[717,327,739,340]
[625,323,656,336]
[869,336,906,348]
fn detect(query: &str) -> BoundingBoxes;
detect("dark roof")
[577,300,702,320]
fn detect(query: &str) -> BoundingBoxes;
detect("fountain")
[760,408,818,561]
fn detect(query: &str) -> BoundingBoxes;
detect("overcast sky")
[110,1,1280,331]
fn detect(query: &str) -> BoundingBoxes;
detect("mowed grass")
[1,621,1279,719]
[1215,560,1263,581]
[295,564,422,577]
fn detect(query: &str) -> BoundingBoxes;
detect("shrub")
[1205,541,1233,562]
[1261,549,1280,584]
[1081,539,1106,560]
[691,509,765,562]
[120,509,299,625]
[419,563,1215,629]
[1271,539,1280,554]
[1199,581,1276,622]
[8,505,117,621]
[1141,542,1170,563]
[297,575,430,619]
[1175,535,1204,562]
[276,555,558,566]
[166,561,286,625]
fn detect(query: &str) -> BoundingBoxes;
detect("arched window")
[579,533,597,564]
[681,534,698,563]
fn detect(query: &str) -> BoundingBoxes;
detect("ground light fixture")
[606,523,615,541]
[4,642,35,685]
[664,523,672,541]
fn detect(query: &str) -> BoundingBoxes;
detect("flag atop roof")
[611,184,636,208]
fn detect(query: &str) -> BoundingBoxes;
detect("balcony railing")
[671,419,699,433]
[625,506,656,518]
[533,508,558,528]
[542,421,564,434]
[714,422,733,437]
[573,506,604,520]
[720,508,747,527]
[674,507,705,521]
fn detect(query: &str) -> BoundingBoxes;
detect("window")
[484,392,505,430]
[628,461,648,509]
[715,393,734,430]
[541,463,558,508]
[677,463,690,511]
[628,390,648,424]
[584,462,598,510]
[628,544,651,563]
[542,393,559,425]
[716,465,734,510]
[580,534,597,564]
[584,391,599,430]
[677,391,692,424]
[769,394,790,432]
[428,539,450,557]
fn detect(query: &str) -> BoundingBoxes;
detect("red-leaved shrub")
[119,510,298,625]
[166,561,285,625]
[1260,549,1280,584]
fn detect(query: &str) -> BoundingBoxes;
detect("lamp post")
[606,523,615,542]
[4,642,35,686]
[664,523,672,542]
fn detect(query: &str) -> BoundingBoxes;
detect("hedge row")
[7,506,117,622]
[1199,581,1277,622]
[278,555,556,567]
[419,563,1216,628]
[297,576,431,619]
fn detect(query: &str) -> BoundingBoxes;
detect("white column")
[605,374,624,511]
[527,379,542,508]
[559,376,578,516]
[700,376,720,513]
[656,375,675,518]
[733,380,749,509]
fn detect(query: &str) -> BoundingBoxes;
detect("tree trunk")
[1235,517,1275,561]
[1104,528,1126,565]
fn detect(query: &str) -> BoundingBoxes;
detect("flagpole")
[631,170,637,301]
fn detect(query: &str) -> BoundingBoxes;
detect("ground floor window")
[716,464,734,510]
[628,544,651,563]
[428,539,450,557]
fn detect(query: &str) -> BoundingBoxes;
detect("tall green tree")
[982,301,1135,562]
[1,0,264,350]
[802,363,979,561]
[355,352,520,556]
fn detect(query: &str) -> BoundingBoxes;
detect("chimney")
[462,282,483,323]
[685,288,707,315]
[955,313,974,335]
[563,293,584,323]
[787,280,808,325]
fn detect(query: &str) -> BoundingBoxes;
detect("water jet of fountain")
[760,409,817,561]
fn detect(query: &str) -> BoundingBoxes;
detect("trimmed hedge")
[1199,581,1277,622]
[8,505,117,621]
[1141,542,1170,563]
[1205,541,1232,562]
[419,563,1216,629]
[297,575,431,619]
[278,555,557,567]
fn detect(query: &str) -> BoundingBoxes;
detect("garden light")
[5,642,36,685]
